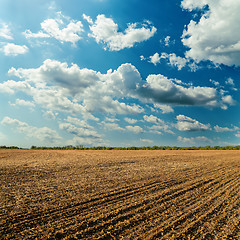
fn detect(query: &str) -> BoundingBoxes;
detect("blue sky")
[0,0,239,148]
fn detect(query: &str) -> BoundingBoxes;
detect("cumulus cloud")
[43,110,58,120]
[176,115,210,131]
[181,0,208,11]
[144,114,173,134]
[65,116,94,129]
[225,77,234,86]
[5,60,144,117]
[59,119,105,146]
[139,74,220,107]
[225,77,238,91]
[103,122,125,131]
[143,114,164,125]
[24,30,50,39]
[89,14,157,51]
[209,79,220,87]
[2,43,28,56]
[148,124,174,135]
[160,52,188,70]
[177,136,212,145]
[235,132,240,138]
[222,95,235,106]
[153,104,174,114]
[2,59,232,122]
[147,52,197,71]
[149,53,160,65]
[9,99,35,108]
[59,122,101,139]
[124,118,138,124]
[66,136,105,147]
[140,55,146,61]
[105,117,119,122]
[181,0,240,66]
[24,12,84,45]
[0,23,13,40]
[126,125,143,134]
[140,138,153,144]
[1,116,61,143]
[82,14,93,24]
[164,36,171,46]
[214,125,239,133]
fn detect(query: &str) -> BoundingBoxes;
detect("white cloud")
[143,114,164,125]
[149,53,160,65]
[24,30,50,39]
[3,60,231,121]
[147,52,197,71]
[235,132,240,138]
[222,95,235,106]
[105,117,119,122]
[24,13,84,45]
[9,99,35,108]
[140,138,153,144]
[153,104,174,114]
[126,125,143,134]
[124,117,138,124]
[141,74,220,107]
[82,14,93,24]
[0,23,13,40]
[2,43,28,56]
[89,14,157,51]
[140,55,146,61]
[177,136,194,144]
[209,79,220,87]
[144,114,173,134]
[225,77,234,86]
[59,119,105,146]
[181,0,240,66]
[59,122,101,139]
[66,136,105,147]
[214,125,239,133]
[148,124,174,135]
[176,115,210,131]
[181,0,208,11]
[164,36,171,46]
[103,122,125,131]
[160,52,188,70]
[65,116,94,129]
[1,116,61,143]
[177,135,212,144]
[83,96,144,115]
[43,110,57,120]
[6,60,144,117]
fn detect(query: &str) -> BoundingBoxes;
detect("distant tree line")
[0,146,21,149]
[1,145,240,150]
[29,145,240,150]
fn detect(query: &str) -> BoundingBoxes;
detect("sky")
[0,0,239,148]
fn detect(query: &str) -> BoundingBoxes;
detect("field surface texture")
[1,150,240,239]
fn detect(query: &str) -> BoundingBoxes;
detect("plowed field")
[1,150,240,239]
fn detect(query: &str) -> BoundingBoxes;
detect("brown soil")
[1,149,240,239]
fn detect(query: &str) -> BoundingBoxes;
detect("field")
[1,150,240,239]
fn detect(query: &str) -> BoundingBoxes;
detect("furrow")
[104,172,237,239]
[172,180,240,239]
[66,175,231,239]
[1,175,217,237]
[143,173,240,239]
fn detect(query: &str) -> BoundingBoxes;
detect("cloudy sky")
[0,0,239,148]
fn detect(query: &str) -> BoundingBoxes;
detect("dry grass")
[1,149,240,239]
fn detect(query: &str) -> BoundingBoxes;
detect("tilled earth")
[1,149,240,239]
